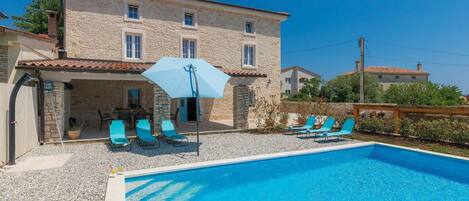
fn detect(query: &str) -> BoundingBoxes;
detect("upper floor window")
[285,78,291,84]
[299,78,308,83]
[184,12,195,26]
[125,33,142,59]
[245,21,254,34]
[128,5,139,19]
[182,39,197,59]
[243,44,256,67]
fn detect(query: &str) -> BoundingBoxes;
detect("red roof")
[345,66,429,75]
[17,58,267,77]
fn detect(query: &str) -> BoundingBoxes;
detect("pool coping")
[104,141,469,201]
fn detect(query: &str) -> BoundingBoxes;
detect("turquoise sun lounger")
[109,120,131,150]
[298,116,335,136]
[288,115,316,133]
[319,118,355,141]
[161,120,188,145]
[136,119,160,149]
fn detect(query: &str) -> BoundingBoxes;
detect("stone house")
[346,62,430,91]
[16,0,289,142]
[281,66,320,96]
[0,26,57,164]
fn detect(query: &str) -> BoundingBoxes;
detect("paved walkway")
[0,133,358,201]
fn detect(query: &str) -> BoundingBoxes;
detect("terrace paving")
[0,133,358,201]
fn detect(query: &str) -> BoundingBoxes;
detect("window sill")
[124,17,143,23]
[242,65,257,69]
[182,25,198,30]
[123,58,143,62]
[244,32,256,37]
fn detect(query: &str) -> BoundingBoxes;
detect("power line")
[378,41,469,57]
[365,44,378,66]
[282,39,355,55]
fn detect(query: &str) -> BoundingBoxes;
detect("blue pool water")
[125,145,469,201]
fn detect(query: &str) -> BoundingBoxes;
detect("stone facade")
[43,82,65,142]
[153,84,171,131]
[233,85,250,129]
[64,0,285,124]
[0,46,7,83]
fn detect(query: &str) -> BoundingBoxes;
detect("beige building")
[347,62,430,90]
[281,66,320,96]
[16,0,289,142]
[0,26,57,165]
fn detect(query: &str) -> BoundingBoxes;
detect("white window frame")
[122,28,145,61]
[123,0,143,22]
[180,35,199,59]
[182,8,198,29]
[242,42,257,68]
[244,19,256,36]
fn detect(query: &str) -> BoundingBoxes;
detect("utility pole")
[358,37,365,103]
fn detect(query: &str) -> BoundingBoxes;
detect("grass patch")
[348,132,469,158]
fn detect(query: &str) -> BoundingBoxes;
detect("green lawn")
[348,132,469,158]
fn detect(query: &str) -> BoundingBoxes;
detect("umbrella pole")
[192,65,200,156]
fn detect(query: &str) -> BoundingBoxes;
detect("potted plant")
[67,118,83,140]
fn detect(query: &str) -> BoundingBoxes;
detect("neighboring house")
[0,26,57,165]
[281,66,320,96]
[15,0,289,142]
[346,63,429,90]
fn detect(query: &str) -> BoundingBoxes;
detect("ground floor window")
[126,88,142,108]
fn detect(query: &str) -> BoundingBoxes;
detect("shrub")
[359,118,395,133]
[384,82,464,106]
[400,118,469,144]
[252,97,285,133]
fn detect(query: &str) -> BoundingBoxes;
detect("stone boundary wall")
[280,101,354,117]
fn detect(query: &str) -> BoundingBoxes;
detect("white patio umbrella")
[142,57,231,155]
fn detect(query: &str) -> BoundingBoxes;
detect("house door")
[187,98,197,121]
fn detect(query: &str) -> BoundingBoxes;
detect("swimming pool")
[106,143,469,201]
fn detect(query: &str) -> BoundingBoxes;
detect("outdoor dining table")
[113,108,152,129]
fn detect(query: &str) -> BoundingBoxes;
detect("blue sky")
[1,0,468,94]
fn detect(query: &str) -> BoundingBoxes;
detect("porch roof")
[16,58,268,77]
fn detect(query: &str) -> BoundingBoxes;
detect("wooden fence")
[353,103,469,134]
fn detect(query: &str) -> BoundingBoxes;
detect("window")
[378,75,382,79]
[285,90,291,95]
[125,33,142,59]
[128,5,139,19]
[182,39,197,58]
[412,76,416,79]
[245,21,254,34]
[395,75,400,79]
[285,78,291,84]
[127,88,142,108]
[299,78,308,83]
[184,12,195,26]
[243,44,256,67]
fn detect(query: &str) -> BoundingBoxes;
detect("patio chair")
[318,118,355,141]
[287,115,316,133]
[136,119,160,149]
[98,109,113,131]
[109,120,131,150]
[298,116,335,137]
[161,120,188,146]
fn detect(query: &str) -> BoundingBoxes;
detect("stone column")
[43,81,65,142]
[233,85,250,129]
[153,84,170,133]
[0,46,8,83]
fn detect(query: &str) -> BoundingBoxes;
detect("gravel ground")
[0,133,358,201]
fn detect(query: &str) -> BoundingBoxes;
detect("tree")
[383,82,464,106]
[288,78,322,101]
[321,73,382,103]
[12,0,62,39]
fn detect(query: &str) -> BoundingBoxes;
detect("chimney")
[46,10,58,40]
[355,60,360,72]
[417,62,423,72]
